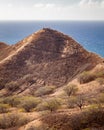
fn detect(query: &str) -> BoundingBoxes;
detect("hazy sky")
[0,0,104,20]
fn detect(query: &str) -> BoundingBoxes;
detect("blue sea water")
[0,21,104,57]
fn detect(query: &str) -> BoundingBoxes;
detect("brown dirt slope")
[0,42,11,61]
[0,28,103,93]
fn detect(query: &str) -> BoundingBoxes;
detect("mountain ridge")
[0,28,103,95]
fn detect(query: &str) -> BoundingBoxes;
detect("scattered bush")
[2,96,42,111]
[43,108,104,130]
[22,74,36,85]
[20,96,41,112]
[88,104,101,111]
[0,113,29,129]
[96,78,104,85]
[78,71,96,84]
[2,96,21,107]
[35,86,56,97]
[67,95,85,110]
[42,113,72,130]
[0,78,6,90]
[98,93,104,104]
[87,98,98,105]
[85,108,104,127]
[67,96,77,108]
[26,124,50,130]
[76,95,85,110]
[95,71,104,78]
[36,98,61,112]
[5,81,20,92]
[78,69,104,84]
[64,84,78,97]
[0,104,10,113]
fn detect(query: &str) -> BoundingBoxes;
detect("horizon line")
[0,19,104,22]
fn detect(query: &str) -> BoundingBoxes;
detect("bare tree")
[67,94,85,110]
[76,95,85,110]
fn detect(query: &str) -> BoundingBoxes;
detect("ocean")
[0,21,104,57]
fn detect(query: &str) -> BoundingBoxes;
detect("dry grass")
[42,108,104,130]
[34,86,56,97]
[0,112,30,129]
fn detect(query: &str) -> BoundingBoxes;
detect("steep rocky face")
[0,28,103,92]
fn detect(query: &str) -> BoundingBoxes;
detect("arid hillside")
[0,28,104,130]
[0,62,104,130]
[0,42,11,61]
[0,28,103,95]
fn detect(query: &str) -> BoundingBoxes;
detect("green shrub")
[2,96,21,107]
[78,71,96,84]
[0,113,29,129]
[5,81,20,92]
[35,86,56,97]
[64,84,78,97]
[20,96,41,112]
[88,104,101,111]
[96,71,104,78]
[0,104,10,113]
[36,98,61,112]
[3,96,41,111]
[78,70,104,84]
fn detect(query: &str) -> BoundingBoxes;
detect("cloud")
[33,3,55,8]
[101,0,104,7]
[7,3,13,7]
[79,0,104,7]
[79,0,88,5]
[45,4,55,8]
[33,3,45,8]
[0,0,104,20]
